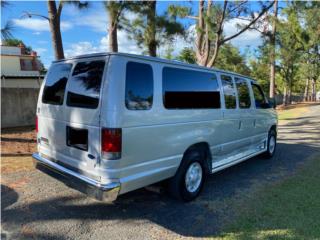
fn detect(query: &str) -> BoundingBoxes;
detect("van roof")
[53,52,255,81]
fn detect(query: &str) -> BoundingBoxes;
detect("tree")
[2,38,32,54]
[124,1,185,57]
[177,47,196,64]
[169,1,275,67]
[23,1,88,60]
[1,1,14,40]
[268,0,278,99]
[104,1,128,52]
[214,43,251,76]
[277,6,306,105]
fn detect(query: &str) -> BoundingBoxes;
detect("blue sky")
[1,1,282,68]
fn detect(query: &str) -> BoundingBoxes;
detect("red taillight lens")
[101,128,122,159]
[36,116,38,133]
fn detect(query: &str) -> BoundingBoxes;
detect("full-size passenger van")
[33,53,277,202]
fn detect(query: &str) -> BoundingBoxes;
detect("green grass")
[277,106,309,120]
[214,154,320,240]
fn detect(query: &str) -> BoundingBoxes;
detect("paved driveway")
[2,105,320,240]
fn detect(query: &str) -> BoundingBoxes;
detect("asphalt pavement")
[2,104,320,240]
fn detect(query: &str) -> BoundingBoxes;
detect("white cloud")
[65,29,142,58]
[34,48,47,56]
[224,18,263,49]
[12,18,73,31]
[32,31,41,35]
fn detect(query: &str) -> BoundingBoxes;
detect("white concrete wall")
[1,46,21,55]
[1,78,43,88]
[1,55,40,76]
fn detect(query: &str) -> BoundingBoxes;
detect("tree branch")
[57,0,64,18]
[21,11,49,21]
[221,1,274,44]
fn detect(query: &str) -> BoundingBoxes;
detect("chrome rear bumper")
[32,153,120,201]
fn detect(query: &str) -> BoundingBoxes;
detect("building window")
[20,59,39,71]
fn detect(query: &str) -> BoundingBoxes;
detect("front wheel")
[264,129,277,158]
[168,151,206,202]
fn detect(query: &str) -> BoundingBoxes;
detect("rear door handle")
[253,119,256,127]
[239,120,242,130]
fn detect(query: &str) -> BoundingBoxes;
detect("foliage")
[176,47,196,64]
[2,39,32,54]
[123,1,185,57]
[214,43,251,76]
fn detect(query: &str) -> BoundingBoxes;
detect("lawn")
[214,154,320,240]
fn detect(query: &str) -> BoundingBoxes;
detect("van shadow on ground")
[2,139,319,238]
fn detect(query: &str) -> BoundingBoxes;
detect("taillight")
[36,116,38,133]
[101,128,122,160]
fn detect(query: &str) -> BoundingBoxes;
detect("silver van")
[33,53,277,202]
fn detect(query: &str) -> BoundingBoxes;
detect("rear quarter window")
[66,60,105,109]
[42,63,72,105]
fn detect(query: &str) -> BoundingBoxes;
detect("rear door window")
[66,60,105,109]
[42,63,72,105]
[235,77,251,109]
[221,75,236,109]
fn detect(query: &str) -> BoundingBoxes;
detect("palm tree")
[23,1,88,60]
[1,1,14,41]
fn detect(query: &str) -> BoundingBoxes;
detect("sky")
[1,1,282,68]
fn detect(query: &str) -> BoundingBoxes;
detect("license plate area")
[66,126,88,151]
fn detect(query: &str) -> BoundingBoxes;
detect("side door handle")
[238,120,242,130]
[253,119,256,127]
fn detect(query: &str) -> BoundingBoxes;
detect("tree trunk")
[283,86,288,106]
[311,78,316,101]
[47,1,64,60]
[108,9,118,52]
[304,77,310,102]
[146,1,157,57]
[269,0,278,99]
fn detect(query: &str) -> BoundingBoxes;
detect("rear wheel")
[168,150,206,201]
[264,129,277,158]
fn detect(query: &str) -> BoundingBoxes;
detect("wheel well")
[270,125,277,135]
[183,142,212,175]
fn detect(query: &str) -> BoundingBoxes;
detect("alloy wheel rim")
[185,162,203,193]
[269,135,276,154]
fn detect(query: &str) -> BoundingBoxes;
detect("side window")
[221,75,236,109]
[67,60,105,109]
[125,62,153,110]
[42,63,72,105]
[252,83,270,109]
[235,77,251,109]
[162,67,220,109]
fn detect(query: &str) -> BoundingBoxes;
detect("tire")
[264,129,277,159]
[168,150,206,202]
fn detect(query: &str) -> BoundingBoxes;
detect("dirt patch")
[1,156,34,174]
[1,127,36,156]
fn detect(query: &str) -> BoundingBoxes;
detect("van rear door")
[38,57,107,176]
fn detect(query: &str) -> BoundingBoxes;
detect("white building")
[1,44,44,88]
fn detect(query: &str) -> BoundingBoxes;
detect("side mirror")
[268,98,276,109]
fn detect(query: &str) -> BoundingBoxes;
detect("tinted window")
[125,62,153,110]
[221,75,236,109]
[67,60,105,109]
[42,63,72,105]
[163,67,220,109]
[235,77,251,109]
[252,83,270,108]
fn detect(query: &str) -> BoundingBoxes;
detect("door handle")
[239,120,242,130]
[253,119,256,127]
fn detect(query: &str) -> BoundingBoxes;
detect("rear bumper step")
[32,153,120,201]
